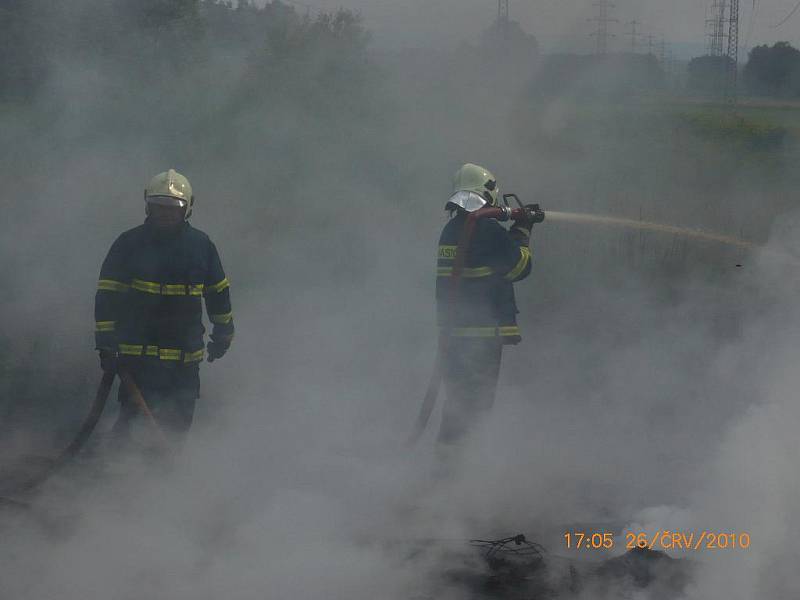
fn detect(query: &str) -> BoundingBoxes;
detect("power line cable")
[772,0,800,28]
[744,0,758,53]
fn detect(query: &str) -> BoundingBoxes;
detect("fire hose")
[1,367,166,500]
[117,368,169,448]
[408,200,545,445]
[1,370,116,497]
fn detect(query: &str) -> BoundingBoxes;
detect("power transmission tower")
[706,0,727,56]
[726,0,739,101]
[627,19,640,53]
[667,49,676,80]
[590,0,618,55]
[658,37,668,65]
[498,0,510,36]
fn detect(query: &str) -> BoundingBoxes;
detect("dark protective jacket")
[94,220,234,364]
[436,212,532,343]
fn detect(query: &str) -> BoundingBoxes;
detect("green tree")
[134,0,201,30]
[686,55,732,94]
[743,41,800,97]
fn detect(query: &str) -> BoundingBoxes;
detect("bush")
[687,55,733,94]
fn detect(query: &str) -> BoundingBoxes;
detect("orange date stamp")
[564,530,751,551]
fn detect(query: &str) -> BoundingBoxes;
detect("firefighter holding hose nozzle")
[94,169,234,445]
[435,163,540,446]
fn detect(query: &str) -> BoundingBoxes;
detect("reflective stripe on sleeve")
[95,321,116,332]
[97,279,130,293]
[206,278,230,294]
[436,266,495,278]
[504,247,531,281]
[209,311,233,325]
[497,326,521,337]
[183,349,205,363]
[119,344,144,355]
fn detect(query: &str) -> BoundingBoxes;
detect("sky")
[270,0,800,58]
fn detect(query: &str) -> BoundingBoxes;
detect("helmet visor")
[447,190,487,212]
[146,195,188,208]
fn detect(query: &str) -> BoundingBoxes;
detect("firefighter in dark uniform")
[94,169,234,441]
[436,163,534,445]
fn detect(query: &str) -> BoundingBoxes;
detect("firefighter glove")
[98,350,118,374]
[207,340,229,363]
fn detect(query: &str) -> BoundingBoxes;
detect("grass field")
[661,97,800,151]
[522,93,800,156]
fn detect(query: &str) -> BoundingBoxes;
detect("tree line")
[688,41,800,98]
[0,0,370,104]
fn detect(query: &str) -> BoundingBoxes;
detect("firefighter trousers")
[112,361,200,440]
[438,338,503,445]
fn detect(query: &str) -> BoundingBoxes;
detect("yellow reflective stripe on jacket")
[130,279,205,296]
[162,284,188,296]
[183,349,205,363]
[497,326,521,337]
[206,277,230,294]
[446,326,521,337]
[119,344,144,355]
[118,344,203,362]
[97,279,130,293]
[163,283,205,296]
[504,247,532,281]
[131,279,161,294]
[437,266,495,278]
[95,321,116,332]
[158,348,181,361]
[209,311,233,325]
[438,245,458,260]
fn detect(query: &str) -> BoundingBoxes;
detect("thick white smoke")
[2,2,800,599]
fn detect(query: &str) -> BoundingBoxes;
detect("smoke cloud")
[2,1,800,598]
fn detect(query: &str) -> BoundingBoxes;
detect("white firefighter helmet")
[144,169,194,219]
[447,163,499,212]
